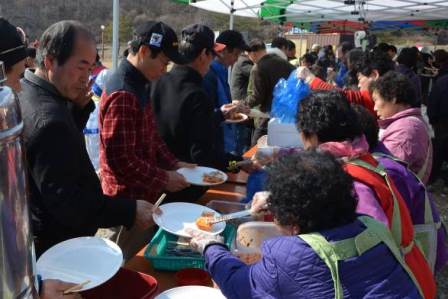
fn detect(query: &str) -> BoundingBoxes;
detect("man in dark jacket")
[230,39,267,153]
[428,74,448,183]
[18,20,155,256]
[230,54,253,102]
[151,24,240,202]
[230,38,268,101]
[243,37,295,144]
[434,49,448,81]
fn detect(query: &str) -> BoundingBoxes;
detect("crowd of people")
[1,15,448,298]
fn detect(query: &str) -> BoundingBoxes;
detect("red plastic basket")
[82,267,158,299]
[175,268,212,286]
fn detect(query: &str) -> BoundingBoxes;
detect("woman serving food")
[187,151,421,299]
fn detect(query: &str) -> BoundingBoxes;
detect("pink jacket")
[378,108,432,183]
[319,136,389,226]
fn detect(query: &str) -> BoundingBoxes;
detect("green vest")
[299,216,422,299]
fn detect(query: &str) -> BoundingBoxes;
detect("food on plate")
[195,217,213,231]
[229,112,244,121]
[195,211,215,232]
[202,171,225,184]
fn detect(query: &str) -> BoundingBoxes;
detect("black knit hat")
[0,18,27,68]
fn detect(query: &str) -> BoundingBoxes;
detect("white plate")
[37,237,123,292]
[153,202,226,237]
[177,166,228,186]
[225,113,248,123]
[155,286,226,299]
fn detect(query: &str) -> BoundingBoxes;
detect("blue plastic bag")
[271,69,310,124]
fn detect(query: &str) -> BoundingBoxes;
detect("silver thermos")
[0,61,38,298]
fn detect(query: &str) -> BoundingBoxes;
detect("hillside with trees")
[0,0,445,49]
[0,0,279,43]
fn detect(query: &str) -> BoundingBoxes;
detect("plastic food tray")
[144,225,236,271]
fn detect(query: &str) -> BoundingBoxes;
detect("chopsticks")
[63,280,91,294]
[153,193,166,210]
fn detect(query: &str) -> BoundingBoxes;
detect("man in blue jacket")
[203,30,249,157]
[334,41,354,88]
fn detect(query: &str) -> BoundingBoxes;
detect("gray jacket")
[230,55,253,101]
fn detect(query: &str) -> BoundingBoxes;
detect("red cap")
[214,42,226,53]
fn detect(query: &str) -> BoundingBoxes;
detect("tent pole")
[112,0,120,70]
[228,1,234,83]
[229,1,234,30]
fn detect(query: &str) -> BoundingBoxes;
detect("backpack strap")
[372,151,440,227]
[299,216,422,299]
[373,152,439,221]
[345,157,435,298]
[357,216,423,297]
[416,152,430,182]
[372,152,408,166]
[345,158,403,247]
[372,152,440,271]
[299,233,345,299]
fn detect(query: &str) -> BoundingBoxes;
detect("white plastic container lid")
[235,221,282,250]
[232,221,282,264]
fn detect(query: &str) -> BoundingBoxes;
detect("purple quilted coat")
[205,219,421,299]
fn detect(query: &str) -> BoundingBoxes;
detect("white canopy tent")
[189,0,263,18]
[189,0,263,29]
[177,0,448,22]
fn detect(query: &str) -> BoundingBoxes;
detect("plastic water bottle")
[84,96,100,171]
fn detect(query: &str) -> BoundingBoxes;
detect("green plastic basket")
[144,224,236,271]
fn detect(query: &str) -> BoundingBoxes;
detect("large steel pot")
[0,61,38,298]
